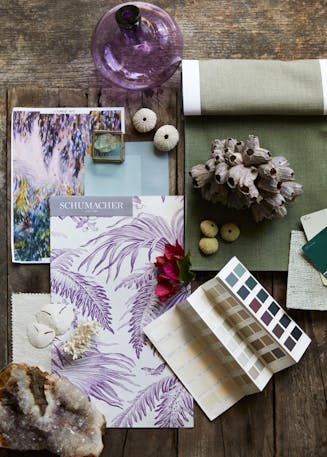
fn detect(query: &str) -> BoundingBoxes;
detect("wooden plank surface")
[0,1,327,89]
[1,0,327,455]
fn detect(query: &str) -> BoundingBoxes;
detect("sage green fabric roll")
[182,59,326,115]
[185,115,327,271]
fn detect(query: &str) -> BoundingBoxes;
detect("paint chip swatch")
[144,256,311,421]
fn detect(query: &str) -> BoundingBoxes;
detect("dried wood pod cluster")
[189,135,303,222]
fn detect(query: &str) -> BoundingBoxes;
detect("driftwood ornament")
[189,135,303,222]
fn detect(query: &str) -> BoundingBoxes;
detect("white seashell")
[205,157,216,172]
[211,148,225,163]
[258,162,278,178]
[132,108,157,133]
[280,181,303,201]
[257,177,281,194]
[235,141,245,153]
[263,192,285,208]
[225,138,238,149]
[238,166,258,191]
[227,164,246,189]
[27,322,55,348]
[245,135,260,150]
[189,164,212,188]
[272,156,290,167]
[243,147,271,166]
[211,139,226,151]
[189,135,303,222]
[215,162,229,184]
[36,303,74,336]
[276,166,295,182]
[225,151,243,167]
[153,125,179,152]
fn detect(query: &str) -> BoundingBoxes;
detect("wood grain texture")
[0,90,8,371]
[1,0,327,89]
[1,1,327,455]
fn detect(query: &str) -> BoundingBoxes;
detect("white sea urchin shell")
[154,125,179,152]
[132,108,157,133]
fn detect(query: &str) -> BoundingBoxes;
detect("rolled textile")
[183,59,327,271]
[182,59,327,116]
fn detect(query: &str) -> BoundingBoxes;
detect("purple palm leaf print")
[52,342,137,409]
[141,363,166,376]
[111,376,193,427]
[51,249,113,332]
[79,208,184,281]
[155,381,193,427]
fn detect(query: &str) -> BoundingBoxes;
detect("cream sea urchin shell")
[133,108,157,133]
[154,125,179,152]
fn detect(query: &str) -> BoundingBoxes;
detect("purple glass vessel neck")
[115,5,141,29]
[91,2,184,90]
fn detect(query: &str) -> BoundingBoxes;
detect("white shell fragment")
[153,125,179,152]
[27,322,55,348]
[36,303,74,336]
[189,135,303,222]
[132,108,157,133]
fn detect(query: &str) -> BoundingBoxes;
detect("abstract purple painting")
[11,107,124,263]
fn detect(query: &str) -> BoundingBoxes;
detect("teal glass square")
[234,263,246,278]
[245,276,257,290]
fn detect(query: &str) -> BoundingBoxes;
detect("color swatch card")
[302,227,327,278]
[301,208,327,285]
[50,195,193,428]
[145,257,311,420]
[11,107,124,263]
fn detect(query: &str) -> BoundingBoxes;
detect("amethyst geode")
[0,363,105,457]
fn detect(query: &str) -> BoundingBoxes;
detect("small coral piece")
[200,220,219,238]
[154,125,179,152]
[220,223,240,242]
[132,108,157,133]
[199,237,219,255]
[0,363,105,457]
[189,135,303,222]
[62,321,100,360]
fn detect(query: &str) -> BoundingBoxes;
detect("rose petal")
[164,241,185,260]
[162,260,179,281]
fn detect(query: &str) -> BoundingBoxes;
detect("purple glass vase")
[91,2,183,90]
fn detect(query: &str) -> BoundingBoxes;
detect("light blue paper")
[85,141,169,196]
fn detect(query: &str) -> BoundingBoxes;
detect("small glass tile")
[273,324,284,338]
[238,285,250,300]
[279,314,291,328]
[245,276,257,290]
[257,289,269,303]
[291,326,302,341]
[234,263,246,278]
[268,301,279,316]
[226,272,238,287]
[285,337,296,351]
[261,311,273,325]
[249,298,262,313]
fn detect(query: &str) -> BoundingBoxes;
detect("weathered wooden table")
[1,1,327,456]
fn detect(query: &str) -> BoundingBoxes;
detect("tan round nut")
[220,223,240,242]
[200,220,218,238]
[199,237,219,255]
